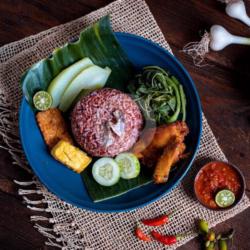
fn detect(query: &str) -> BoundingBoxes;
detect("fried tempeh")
[36,108,73,148]
[153,138,186,184]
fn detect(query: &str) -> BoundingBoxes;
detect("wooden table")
[0,0,249,249]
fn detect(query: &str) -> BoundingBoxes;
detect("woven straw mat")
[0,0,249,249]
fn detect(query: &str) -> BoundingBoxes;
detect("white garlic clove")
[210,25,234,51]
[210,25,250,51]
[226,0,250,26]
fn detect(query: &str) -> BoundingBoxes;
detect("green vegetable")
[217,234,222,240]
[215,189,235,208]
[128,66,186,124]
[81,161,152,202]
[33,91,52,111]
[21,15,133,110]
[206,231,216,242]
[218,240,228,250]
[166,80,181,123]
[92,158,120,187]
[198,219,209,234]
[205,241,211,248]
[72,88,98,107]
[115,153,140,179]
[206,241,215,250]
[47,57,94,108]
[197,219,234,250]
[59,65,111,112]
[179,84,187,121]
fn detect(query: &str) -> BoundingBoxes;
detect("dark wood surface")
[0,0,250,249]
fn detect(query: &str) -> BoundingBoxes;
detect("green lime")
[215,189,235,208]
[33,91,53,111]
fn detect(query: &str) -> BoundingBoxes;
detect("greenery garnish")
[128,66,186,124]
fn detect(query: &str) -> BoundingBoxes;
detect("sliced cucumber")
[47,57,94,108]
[115,153,140,179]
[59,65,111,112]
[71,87,101,107]
[92,158,120,186]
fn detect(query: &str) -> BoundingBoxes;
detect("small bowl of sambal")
[194,161,245,210]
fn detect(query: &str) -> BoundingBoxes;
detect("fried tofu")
[36,108,73,148]
[51,140,92,173]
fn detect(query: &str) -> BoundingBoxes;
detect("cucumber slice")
[92,158,120,186]
[215,189,235,208]
[47,58,94,108]
[33,91,52,111]
[115,153,140,179]
[59,65,111,112]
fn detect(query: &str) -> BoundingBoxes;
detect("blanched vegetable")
[92,158,120,186]
[128,66,186,124]
[59,65,111,112]
[115,153,140,179]
[47,57,94,107]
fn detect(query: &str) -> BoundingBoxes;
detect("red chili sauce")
[195,162,241,209]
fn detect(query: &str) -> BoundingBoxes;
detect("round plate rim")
[19,32,202,213]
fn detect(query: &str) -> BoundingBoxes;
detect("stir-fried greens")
[128,66,186,124]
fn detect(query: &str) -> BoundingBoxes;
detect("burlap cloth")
[0,0,249,249]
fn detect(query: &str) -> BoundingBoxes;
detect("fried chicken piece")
[132,128,156,159]
[153,139,186,184]
[36,108,73,149]
[131,121,189,167]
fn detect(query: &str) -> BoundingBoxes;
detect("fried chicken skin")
[153,139,186,183]
[131,121,189,168]
[131,128,156,159]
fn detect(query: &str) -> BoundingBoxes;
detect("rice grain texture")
[71,88,143,157]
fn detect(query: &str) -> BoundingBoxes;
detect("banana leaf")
[81,163,152,202]
[21,15,134,109]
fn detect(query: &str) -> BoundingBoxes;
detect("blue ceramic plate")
[19,33,202,212]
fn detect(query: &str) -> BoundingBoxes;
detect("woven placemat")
[0,0,249,249]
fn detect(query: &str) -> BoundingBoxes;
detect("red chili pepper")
[135,227,151,242]
[141,212,174,226]
[151,230,182,245]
